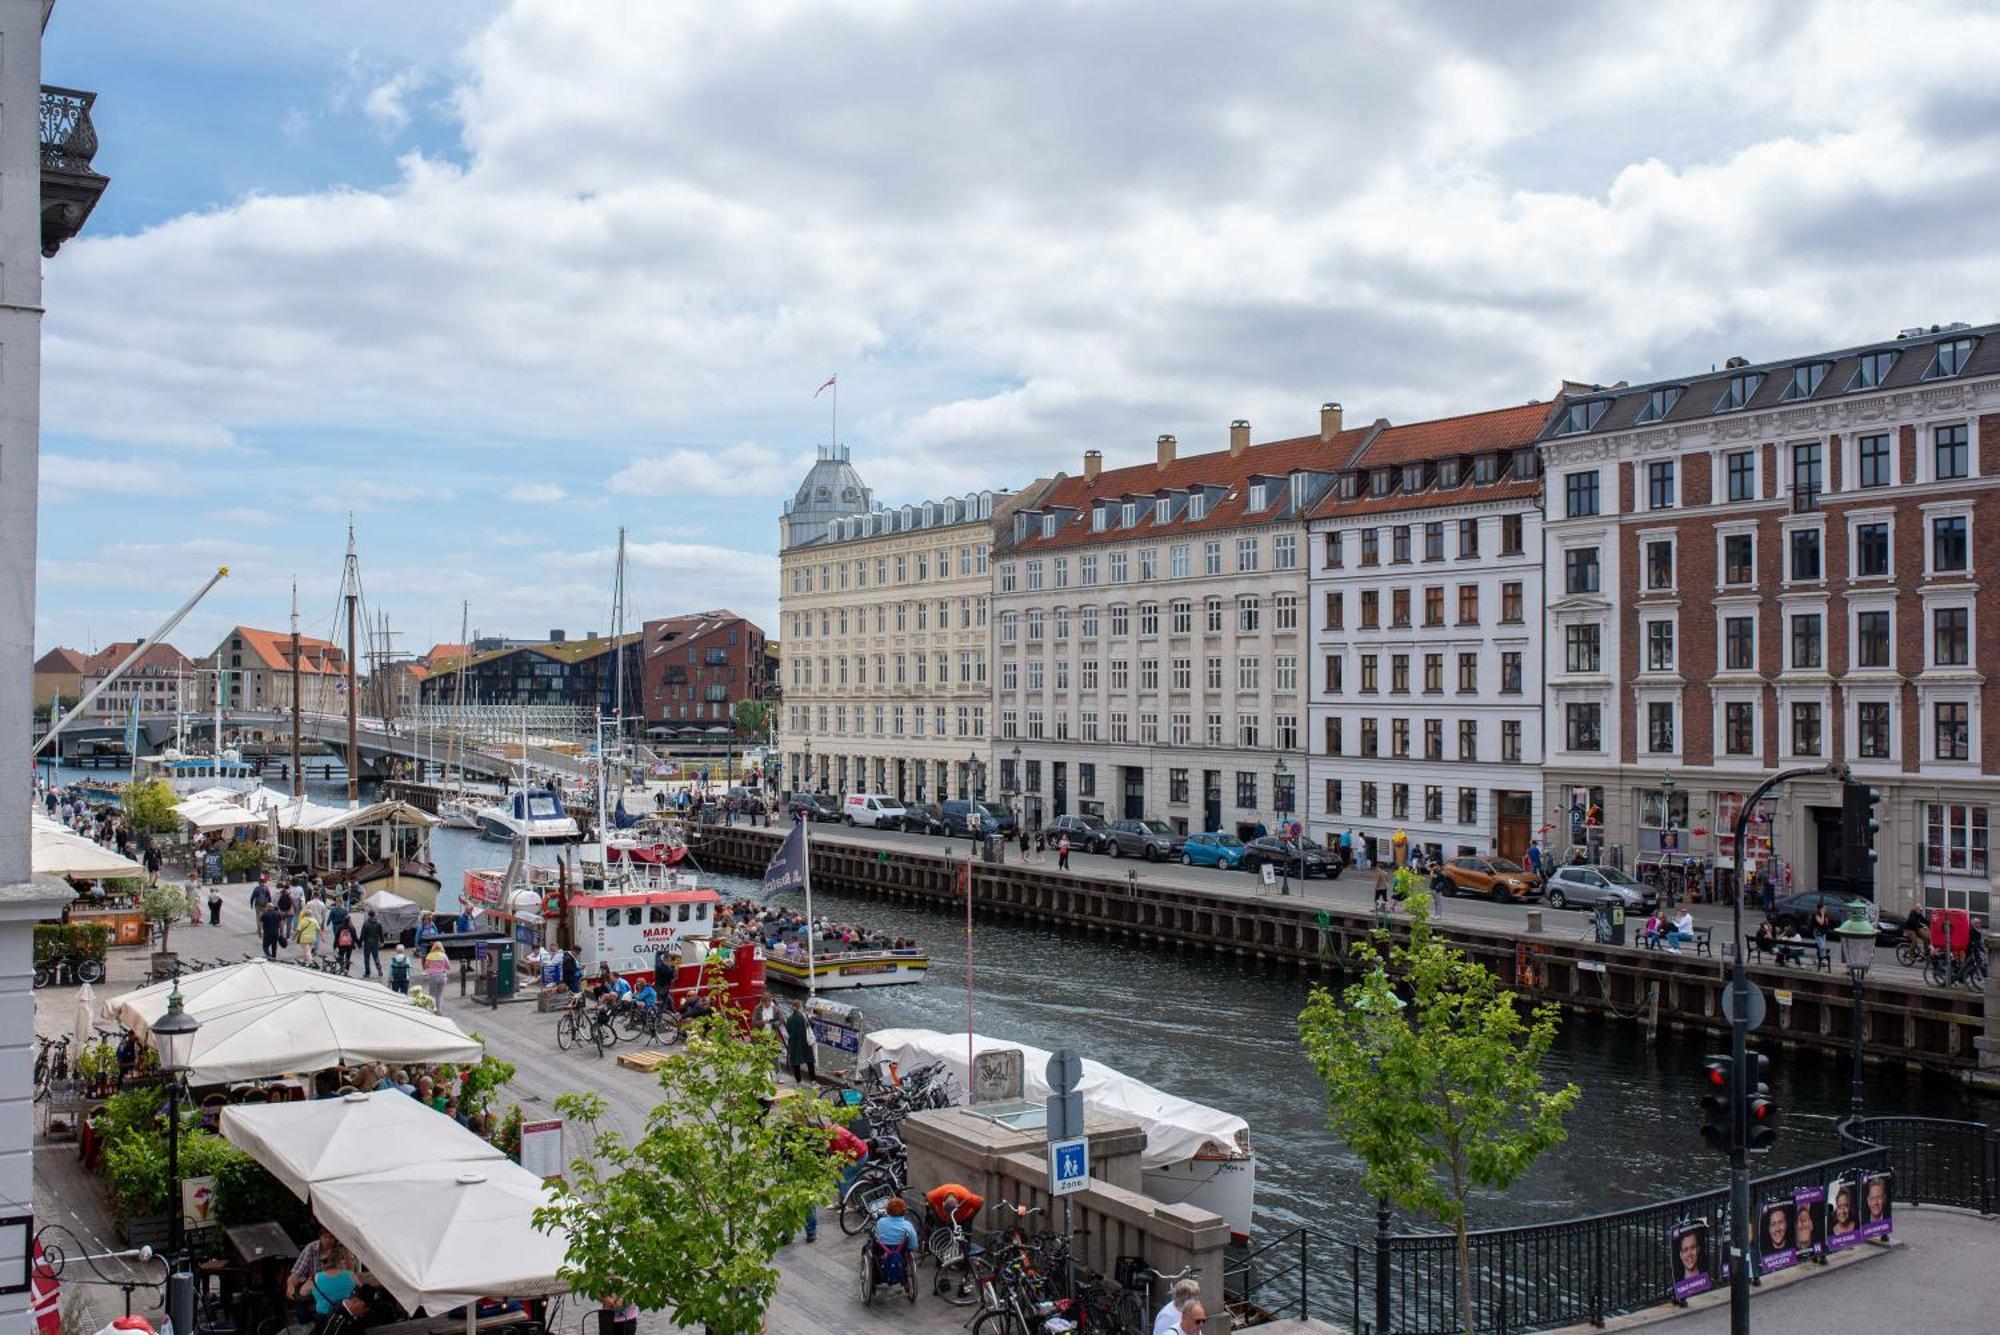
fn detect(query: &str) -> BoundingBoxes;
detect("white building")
[993,413,1363,834]
[1307,402,1554,866]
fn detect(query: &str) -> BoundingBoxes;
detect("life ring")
[540,890,562,918]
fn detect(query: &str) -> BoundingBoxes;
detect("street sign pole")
[1047,1048,1085,1300]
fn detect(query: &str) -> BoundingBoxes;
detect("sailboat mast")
[612,527,628,812]
[344,519,360,809]
[447,601,468,786]
[290,578,303,798]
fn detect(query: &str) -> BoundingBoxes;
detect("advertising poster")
[1670,1219,1714,1301]
[1756,1198,1797,1276]
[1859,1170,1894,1242]
[181,1175,217,1229]
[1825,1176,1862,1253]
[1792,1186,1825,1260]
[520,1118,565,1180]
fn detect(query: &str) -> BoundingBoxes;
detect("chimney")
[549,629,566,644]
[1229,420,1250,456]
[1320,402,1343,440]
[1156,434,1177,470]
[1083,449,1102,482]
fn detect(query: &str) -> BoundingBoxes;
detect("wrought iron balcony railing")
[40,84,108,256]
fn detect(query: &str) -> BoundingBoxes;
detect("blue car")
[1180,832,1246,870]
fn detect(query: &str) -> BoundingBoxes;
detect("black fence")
[1841,1115,2000,1215]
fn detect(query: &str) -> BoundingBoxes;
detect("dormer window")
[1401,464,1423,492]
[1473,455,1499,484]
[1041,514,1058,539]
[1188,491,1207,521]
[1155,497,1172,524]
[1780,364,1827,401]
[1370,470,1393,498]
[1438,459,1461,486]
[1289,472,1310,512]
[1338,474,1358,500]
[1512,448,1540,478]
[1091,507,1107,533]
[1555,398,1610,435]
[1636,386,1684,422]
[1121,502,1138,528]
[1013,514,1030,542]
[1717,373,1764,411]
[1849,351,1897,391]
[1248,482,1267,511]
[1925,337,1978,380]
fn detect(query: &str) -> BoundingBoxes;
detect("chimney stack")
[1229,420,1250,456]
[1083,449,1102,482]
[1320,402,1343,440]
[1156,434,1177,470]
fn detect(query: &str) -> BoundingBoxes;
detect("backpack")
[877,1244,908,1285]
[336,927,355,949]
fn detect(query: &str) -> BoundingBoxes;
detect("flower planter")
[121,1211,170,1250]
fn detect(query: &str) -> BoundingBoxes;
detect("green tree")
[533,1015,848,1334]
[140,882,189,955]
[120,779,181,836]
[731,698,771,745]
[1299,891,1578,1335]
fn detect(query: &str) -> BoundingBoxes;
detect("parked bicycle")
[33,1034,71,1100]
[613,999,683,1047]
[33,951,105,988]
[1926,941,1988,991]
[554,997,620,1056]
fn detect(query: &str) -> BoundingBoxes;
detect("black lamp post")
[1836,913,1876,1119]
[1275,757,1293,895]
[152,983,201,1261]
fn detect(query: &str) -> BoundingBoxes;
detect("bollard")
[1526,909,1544,934]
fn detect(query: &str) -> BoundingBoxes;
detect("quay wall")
[692,826,1989,1075]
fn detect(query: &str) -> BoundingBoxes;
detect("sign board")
[1577,960,1606,973]
[1773,990,1794,1007]
[181,1175,217,1229]
[810,1017,862,1053]
[1720,977,1766,1031]
[1049,1136,1089,1197]
[972,1047,1024,1103]
[1260,863,1277,887]
[520,1118,565,1180]
[1046,1048,1083,1095]
[1047,1090,1084,1142]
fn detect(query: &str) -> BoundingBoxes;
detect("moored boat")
[476,788,580,842]
[764,945,927,990]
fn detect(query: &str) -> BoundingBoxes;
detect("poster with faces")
[1791,1185,1824,1259]
[1757,1199,1797,1275]
[1670,1219,1714,1301]
[1858,1170,1893,1242]
[1825,1176,1862,1253]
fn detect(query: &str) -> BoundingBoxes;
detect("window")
[1782,363,1828,400]
[1723,533,1754,585]
[1724,617,1754,671]
[1326,591,1343,630]
[1457,653,1476,693]
[1359,530,1380,567]
[1789,528,1822,581]
[1360,782,1377,818]
[1275,593,1298,630]
[1638,539,1671,591]
[1391,718,1409,757]
[1392,527,1411,563]
[1501,582,1523,623]
[1189,492,1207,521]
[1924,803,1988,874]
[1725,702,1756,756]
[1500,513,1524,555]
[1933,516,1968,572]
[1361,598,1380,636]
[1171,600,1192,634]
[1360,718,1378,756]
[1646,620,1674,671]
[1237,656,1260,691]
[1501,720,1522,762]
[1206,713,1223,745]
[1927,338,1978,380]
[1456,787,1477,825]
[1500,652,1522,695]
[1851,350,1897,391]
[1391,783,1409,820]
[1391,589,1410,628]
[1565,547,1600,594]
[1856,611,1891,668]
[999,564,1018,593]
[1790,613,1822,669]
[1324,532,1343,568]
[1636,386,1683,422]
[1236,537,1259,573]
[1936,703,1970,761]
[1565,624,1601,673]
[1238,596,1261,633]
[1110,661,1129,690]
[1565,703,1602,751]
[1858,433,1891,488]
[1556,398,1608,435]
[1727,450,1756,502]
[1458,719,1477,761]
[1140,602,1159,636]
[1856,522,1890,577]
[1419,653,1441,694]
[1791,442,1822,509]
[1790,702,1821,756]
[1424,523,1444,561]
[1647,702,1675,754]
[1857,701,1892,758]
[1205,656,1223,690]
[1325,655,1343,694]
[1109,552,1128,582]
[1424,786,1443,822]
[1276,714,1299,750]
[1647,460,1675,509]
[1204,541,1222,576]
[1423,586,1444,627]
[1025,559,1043,590]
[1110,605,1129,636]
[1238,714,1261,748]
[1079,762,1096,796]
[1273,534,1297,570]
[1718,372,1764,411]
[1053,557,1068,588]
[1081,555,1099,586]
[1935,424,1970,480]
[1206,597,1224,633]
[1170,544,1190,579]
[1391,655,1409,694]
[1458,519,1480,558]
[1172,657,1191,690]
[1565,470,1600,518]
[1138,549,1157,581]
[1327,779,1343,815]
[1935,607,1969,666]
[1139,658,1158,690]
[1457,586,1479,625]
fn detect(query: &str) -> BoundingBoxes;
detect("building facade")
[780,465,1030,802]
[32,646,85,710]
[1540,322,2000,914]
[200,626,351,717]
[994,414,1360,835]
[1307,402,1553,865]
[639,609,767,735]
[417,632,642,717]
[78,640,193,720]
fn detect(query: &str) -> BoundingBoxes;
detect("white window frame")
[1639,613,1677,675]
[1715,599,1760,677]
[1844,687,1900,769]
[1845,429,1899,492]
[1921,590,1976,673]
[1920,418,1980,485]
[1845,509,1896,584]
[1847,592,1897,675]
[1716,522,1758,589]
[1922,500,1975,579]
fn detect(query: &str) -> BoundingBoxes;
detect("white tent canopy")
[219,1091,505,1197]
[31,815,146,879]
[109,959,388,1037]
[311,1161,570,1314]
[160,989,482,1085]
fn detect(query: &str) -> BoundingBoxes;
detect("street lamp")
[1356,985,1406,1335]
[153,983,201,1261]
[1836,913,1877,1118]
[1275,757,1294,895]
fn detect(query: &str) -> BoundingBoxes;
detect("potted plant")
[74,1039,118,1099]
[140,882,190,979]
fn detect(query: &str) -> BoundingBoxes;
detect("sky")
[33,0,2000,663]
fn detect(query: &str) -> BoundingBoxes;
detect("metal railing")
[39,86,100,172]
[1840,1116,2000,1215]
[1224,1225,1341,1324]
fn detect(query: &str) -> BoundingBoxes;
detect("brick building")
[199,626,349,717]
[640,610,767,737]
[1540,322,2000,913]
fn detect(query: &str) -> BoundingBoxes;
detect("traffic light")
[1744,1051,1777,1151]
[1700,1055,1733,1149]
[1841,781,1882,880]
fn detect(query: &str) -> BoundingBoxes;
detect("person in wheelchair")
[871,1196,920,1269]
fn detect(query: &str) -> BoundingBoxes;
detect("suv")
[896,802,947,835]
[1433,856,1541,902]
[1105,819,1184,861]
[940,799,1016,837]
[1240,836,1340,878]
[1045,813,1112,854]
[787,793,842,823]
[841,793,907,828]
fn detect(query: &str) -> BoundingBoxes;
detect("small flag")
[762,818,807,897]
[124,693,140,758]
[30,1238,59,1335]
[813,374,837,398]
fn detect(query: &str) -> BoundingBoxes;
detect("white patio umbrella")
[309,1159,571,1315]
[109,958,388,1036]
[72,981,97,1051]
[31,816,145,879]
[218,1091,505,1196]
[172,990,483,1085]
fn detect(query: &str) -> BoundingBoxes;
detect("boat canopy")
[859,1027,1250,1168]
[173,789,439,835]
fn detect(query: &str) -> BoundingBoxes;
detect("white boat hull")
[1142,1153,1257,1241]
[476,814,579,842]
[766,953,928,990]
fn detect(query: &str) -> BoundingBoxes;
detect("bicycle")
[1927,944,1989,991]
[613,999,683,1047]
[838,1149,910,1236]
[1109,1260,1197,1335]
[33,1035,70,1100]
[33,951,105,988]
[555,999,614,1056]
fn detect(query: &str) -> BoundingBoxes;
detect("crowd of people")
[712,898,917,959]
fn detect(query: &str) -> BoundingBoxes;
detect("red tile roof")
[421,643,468,667]
[1306,400,1552,521]
[35,647,88,673]
[84,641,192,676]
[225,626,348,675]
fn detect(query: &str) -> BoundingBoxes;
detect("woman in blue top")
[873,1196,920,1253]
[311,1245,359,1318]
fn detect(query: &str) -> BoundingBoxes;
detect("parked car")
[1105,819,1184,861]
[896,802,948,835]
[724,785,767,815]
[787,793,842,822]
[1432,856,1541,902]
[1044,813,1112,854]
[841,793,908,828]
[1180,831,1246,869]
[939,799,1016,837]
[1542,863,1657,912]
[1239,836,1340,878]
[1770,892,1881,935]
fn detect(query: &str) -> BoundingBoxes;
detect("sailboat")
[436,602,483,830]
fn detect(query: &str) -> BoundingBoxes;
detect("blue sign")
[810,1018,861,1054]
[1049,1136,1089,1197]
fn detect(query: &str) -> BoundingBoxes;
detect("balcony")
[41,85,108,256]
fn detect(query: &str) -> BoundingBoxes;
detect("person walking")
[423,942,450,1005]
[274,885,295,949]
[333,915,357,974]
[359,911,384,978]
[258,902,284,960]
[207,883,223,926]
[295,909,320,963]
[1057,835,1071,871]
[784,1000,815,1085]
[388,946,412,995]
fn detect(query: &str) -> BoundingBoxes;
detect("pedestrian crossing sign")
[1049,1136,1089,1196]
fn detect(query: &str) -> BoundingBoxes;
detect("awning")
[109,958,388,1037]
[219,1090,506,1197]
[144,988,482,1084]
[31,816,146,879]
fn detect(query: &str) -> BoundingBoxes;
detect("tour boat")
[859,1028,1257,1239]
[138,750,263,796]
[475,788,580,842]
[764,943,928,990]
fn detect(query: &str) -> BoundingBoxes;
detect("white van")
[841,793,907,828]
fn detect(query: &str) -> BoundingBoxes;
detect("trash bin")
[494,941,516,997]
[1594,901,1627,946]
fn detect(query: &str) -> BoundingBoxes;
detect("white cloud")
[363,68,423,134]
[503,482,567,503]
[608,443,790,499]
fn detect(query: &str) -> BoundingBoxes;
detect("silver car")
[1543,863,1658,912]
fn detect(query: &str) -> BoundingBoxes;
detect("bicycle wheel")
[934,1255,981,1306]
[615,1007,648,1041]
[556,1014,578,1051]
[1895,940,1919,968]
[76,958,105,985]
[1926,954,1950,989]
[971,1308,1030,1335]
[1115,1288,1148,1334]
[597,1016,621,1048]
[839,1175,891,1235]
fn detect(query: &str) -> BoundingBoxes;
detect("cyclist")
[1903,905,1931,959]
[633,980,659,1009]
